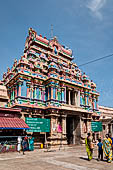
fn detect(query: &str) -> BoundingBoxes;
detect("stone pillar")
[26,84,30,98]
[48,87,49,100]
[74,91,77,106]
[87,120,91,133]
[64,87,66,103]
[72,91,75,105]
[10,89,12,100]
[62,115,66,136]
[34,86,37,99]
[30,86,33,99]
[39,87,42,100]
[62,115,67,145]
[50,116,56,136]
[57,88,61,101]
[84,92,87,106]
[12,88,15,100]
[18,82,22,96]
[92,97,94,110]
[77,91,80,106]
[42,88,45,101]
[51,87,53,100]
[55,87,57,100]
[61,88,65,102]
[96,99,98,110]
[14,85,17,98]
[68,89,71,105]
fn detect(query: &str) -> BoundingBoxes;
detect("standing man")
[17,136,22,153]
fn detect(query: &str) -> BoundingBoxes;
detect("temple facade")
[2,28,100,145]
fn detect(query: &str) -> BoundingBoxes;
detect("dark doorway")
[66,116,74,144]
[66,116,80,145]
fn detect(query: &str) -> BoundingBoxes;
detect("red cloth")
[57,124,62,133]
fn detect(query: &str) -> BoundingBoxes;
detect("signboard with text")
[91,121,102,132]
[25,117,50,132]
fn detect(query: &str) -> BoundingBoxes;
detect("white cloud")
[87,0,106,20]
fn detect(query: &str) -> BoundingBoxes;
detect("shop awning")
[0,117,29,129]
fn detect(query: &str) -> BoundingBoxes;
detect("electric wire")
[78,53,113,67]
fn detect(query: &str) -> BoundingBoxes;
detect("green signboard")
[91,121,102,132]
[25,117,50,132]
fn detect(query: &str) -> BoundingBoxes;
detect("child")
[97,138,103,161]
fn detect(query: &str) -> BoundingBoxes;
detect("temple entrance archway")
[66,115,81,145]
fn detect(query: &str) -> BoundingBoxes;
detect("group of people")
[17,136,34,154]
[85,133,113,163]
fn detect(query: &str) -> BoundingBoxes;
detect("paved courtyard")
[0,145,113,170]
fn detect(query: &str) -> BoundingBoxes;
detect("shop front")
[0,107,29,153]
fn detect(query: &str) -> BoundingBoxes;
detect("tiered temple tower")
[3,28,100,145]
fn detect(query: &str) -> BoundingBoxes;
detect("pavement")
[0,145,113,170]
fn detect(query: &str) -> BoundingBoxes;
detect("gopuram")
[2,28,100,145]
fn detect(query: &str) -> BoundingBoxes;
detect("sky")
[0,0,113,107]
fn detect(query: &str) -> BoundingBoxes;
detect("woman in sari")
[22,137,28,155]
[29,137,34,151]
[103,134,112,163]
[85,133,94,161]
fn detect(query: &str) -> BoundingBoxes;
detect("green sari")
[103,138,112,163]
[85,138,93,160]
[29,137,34,151]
